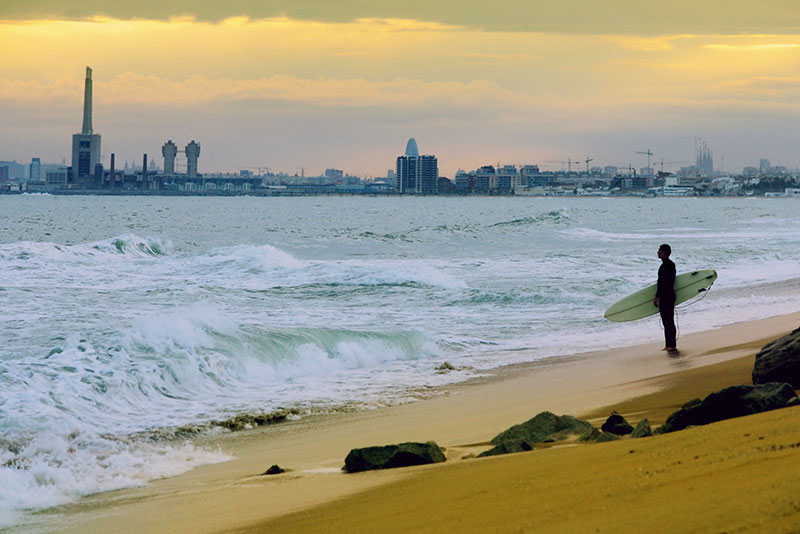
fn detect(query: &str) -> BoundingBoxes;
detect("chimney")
[110,153,115,187]
[142,153,148,189]
[82,66,93,135]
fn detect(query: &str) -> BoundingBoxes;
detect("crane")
[584,157,594,174]
[545,157,579,173]
[635,149,653,174]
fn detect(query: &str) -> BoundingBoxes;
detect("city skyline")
[2,2,800,177]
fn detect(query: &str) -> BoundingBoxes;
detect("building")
[30,158,41,181]
[162,141,178,174]
[396,138,438,194]
[71,67,101,185]
[186,141,200,178]
[325,168,344,181]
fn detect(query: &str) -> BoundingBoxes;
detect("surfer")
[654,243,677,351]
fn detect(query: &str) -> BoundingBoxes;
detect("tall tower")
[185,140,200,178]
[162,140,177,174]
[71,67,101,185]
[396,138,438,194]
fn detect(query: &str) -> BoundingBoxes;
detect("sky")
[2,1,800,177]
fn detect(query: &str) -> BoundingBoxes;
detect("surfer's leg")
[660,303,676,349]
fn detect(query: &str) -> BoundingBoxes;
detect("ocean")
[1,195,799,528]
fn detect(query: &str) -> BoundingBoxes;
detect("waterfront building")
[71,67,101,185]
[30,158,41,181]
[162,141,178,174]
[186,141,200,178]
[325,168,343,181]
[396,138,438,194]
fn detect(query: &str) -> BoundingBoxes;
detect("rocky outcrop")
[601,412,634,435]
[478,412,598,457]
[343,441,446,473]
[631,419,653,438]
[657,383,798,434]
[753,328,800,388]
[595,432,621,443]
[478,440,534,457]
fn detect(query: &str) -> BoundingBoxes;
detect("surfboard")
[604,269,717,322]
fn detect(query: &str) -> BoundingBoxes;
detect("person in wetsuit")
[654,243,677,351]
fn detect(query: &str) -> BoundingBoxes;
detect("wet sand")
[44,312,800,534]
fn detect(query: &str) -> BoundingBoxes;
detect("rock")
[477,412,598,457]
[343,441,446,473]
[595,432,621,443]
[436,362,456,372]
[753,327,800,388]
[478,440,533,458]
[601,412,634,435]
[262,464,285,475]
[657,383,798,434]
[631,419,653,438]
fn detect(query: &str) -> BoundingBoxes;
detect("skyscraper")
[30,158,41,181]
[71,67,101,185]
[396,138,438,194]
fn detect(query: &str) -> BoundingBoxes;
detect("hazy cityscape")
[2,67,799,198]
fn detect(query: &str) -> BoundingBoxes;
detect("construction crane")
[584,157,594,174]
[545,157,579,173]
[635,150,653,173]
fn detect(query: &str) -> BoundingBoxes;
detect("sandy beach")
[40,312,800,534]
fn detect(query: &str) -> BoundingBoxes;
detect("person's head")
[658,243,671,259]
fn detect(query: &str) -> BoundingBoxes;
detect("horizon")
[2,2,800,177]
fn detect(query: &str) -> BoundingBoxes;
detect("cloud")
[4,0,800,35]
[705,43,800,51]
[0,73,520,110]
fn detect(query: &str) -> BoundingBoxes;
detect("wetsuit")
[656,258,677,348]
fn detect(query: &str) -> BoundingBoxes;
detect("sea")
[1,195,799,528]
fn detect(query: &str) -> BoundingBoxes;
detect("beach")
[39,311,800,534]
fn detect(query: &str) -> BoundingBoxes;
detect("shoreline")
[34,311,800,533]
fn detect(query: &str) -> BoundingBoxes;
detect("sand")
[41,312,800,534]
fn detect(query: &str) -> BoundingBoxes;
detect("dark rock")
[753,327,800,388]
[343,441,446,473]
[262,464,285,475]
[436,362,456,371]
[595,432,621,443]
[657,383,798,434]
[489,412,597,445]
[631,419,653,438]
[601,412,634,435]
[578,427,602,442]
[477,440,533,458]
[477,412,598,457]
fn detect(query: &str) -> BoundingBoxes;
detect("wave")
[488,209,570,228]
[0,234,171,262]
[0,302,450,527]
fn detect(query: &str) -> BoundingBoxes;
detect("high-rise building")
[71,67,101,185]
[759,158,771,172]
[396,138,438,194]
[162,140,178,174]
[186,140,200,178]
[30,158,41,181]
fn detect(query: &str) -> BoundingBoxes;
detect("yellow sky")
[2,11,799,175]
